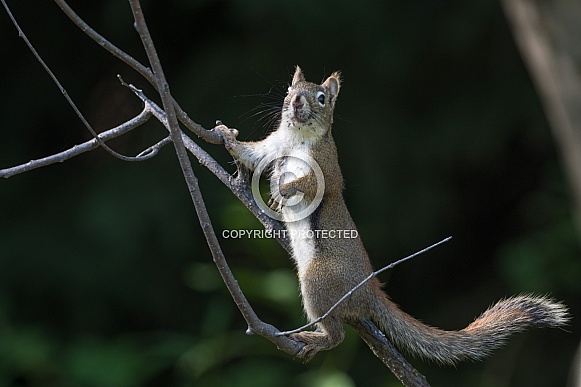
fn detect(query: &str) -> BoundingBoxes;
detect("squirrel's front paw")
[279,182,298,199]
[268,186,285,211]
[268,182,299,211]
[213,122,239,150]
[267,196,283,212]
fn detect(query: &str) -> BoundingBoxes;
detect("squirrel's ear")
[292,66,305,85]
[322,71,341,103]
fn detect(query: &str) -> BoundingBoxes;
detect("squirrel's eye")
[316,91,325,106]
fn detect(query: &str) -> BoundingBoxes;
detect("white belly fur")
[285,211,315,274]
[279,146,316,273]
[259,128,318,273]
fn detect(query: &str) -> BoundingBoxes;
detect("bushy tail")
[371,294,569,365]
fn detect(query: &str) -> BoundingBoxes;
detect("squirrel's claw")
[268,196,284,212]
[213,123,239,150]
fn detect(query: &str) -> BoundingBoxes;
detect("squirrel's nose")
[292,95,305,110]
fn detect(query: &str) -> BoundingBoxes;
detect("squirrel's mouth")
[290,110,310,124]
[291,116,307,124]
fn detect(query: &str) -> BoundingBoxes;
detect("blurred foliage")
[1,0,579,386]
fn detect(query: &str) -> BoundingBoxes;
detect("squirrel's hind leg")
[290,317,345,361]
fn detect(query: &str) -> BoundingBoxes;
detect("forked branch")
[128,0,304,357]
[2,1,435,385]
[54,0,222,145]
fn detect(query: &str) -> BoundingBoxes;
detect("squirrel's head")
[281,66,341,137]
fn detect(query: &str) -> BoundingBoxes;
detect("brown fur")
[215,67,569,364]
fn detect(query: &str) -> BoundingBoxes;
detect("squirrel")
[214,66,569,364]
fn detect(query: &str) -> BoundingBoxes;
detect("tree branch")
[0,107,154,178]
[350,319,430,387]
[54,0,223,144]
[128,0,301,357]
[122,81,291,253]
[1,0,161,163]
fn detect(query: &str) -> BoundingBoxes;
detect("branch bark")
[128,0,302,357]
[124,82,291,253]
[0,107,154,178]
[53,0,291,251]
[54,0,223,145]
[351,319,430,387]
[1,0,155,163]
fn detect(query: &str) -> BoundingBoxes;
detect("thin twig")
[54,0,223,144]
[136,136,172,158]
[1,0,154,162]
[277,236,452,336]
[0,107,153,178]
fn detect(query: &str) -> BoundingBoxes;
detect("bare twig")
[54,0,223,144]
[277,236,452,336]
[136,136,173,158]
[0,107,154,178]
[128,0,301,356]
[122,80,291,252]
[1,0,157,163]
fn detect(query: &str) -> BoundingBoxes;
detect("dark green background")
[1,1,579,386]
